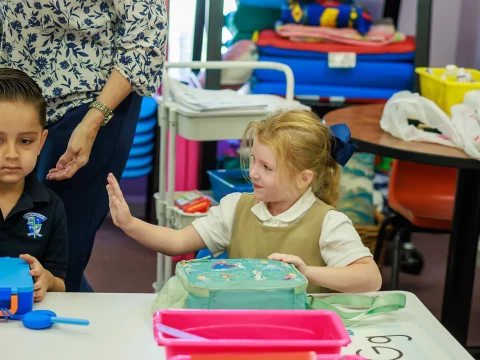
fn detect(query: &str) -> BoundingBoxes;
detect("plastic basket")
[170,355,365,360]
[154,309,350,359]
[207,169,253,202]
[153,192,218,230]
[415,67,480,115]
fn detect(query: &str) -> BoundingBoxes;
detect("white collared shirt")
[192,189,372,267]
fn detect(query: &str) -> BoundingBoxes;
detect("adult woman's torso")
[0,1,119,124]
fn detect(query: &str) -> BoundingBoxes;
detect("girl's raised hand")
[106,173,134,230]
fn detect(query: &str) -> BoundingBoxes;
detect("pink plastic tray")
[153,310,351,359]
[170,356,364,360]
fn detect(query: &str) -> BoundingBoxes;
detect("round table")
[325,104,480,347]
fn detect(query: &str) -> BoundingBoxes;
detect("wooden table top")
[323,104,480,170]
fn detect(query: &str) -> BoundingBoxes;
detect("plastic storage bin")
[415,67,480,115]
[154,192,218,230]
[207,169,253,201]
[170,355,364,360]
[0,257,34,317]
[153,309,350,359]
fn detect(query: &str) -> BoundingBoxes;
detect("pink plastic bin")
[153,310,351,359]
[316,357,364,360]
[170,356,364,360]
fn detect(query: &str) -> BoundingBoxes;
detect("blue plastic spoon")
[22,310,90,330]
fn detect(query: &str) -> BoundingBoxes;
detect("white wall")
[361,0,478,68]
[456,0,480,68]
[428,0,463,67]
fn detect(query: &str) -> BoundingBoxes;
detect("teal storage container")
[152,258,308,312]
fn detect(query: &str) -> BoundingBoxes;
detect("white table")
[1,293,161,360]
[0,291,472,360]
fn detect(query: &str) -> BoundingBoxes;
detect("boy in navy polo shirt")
[0,68,68,301]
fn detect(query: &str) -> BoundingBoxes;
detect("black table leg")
[441,168,480,345]
[197,0,224,189]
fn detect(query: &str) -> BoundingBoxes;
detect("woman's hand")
[47,111,103,181]
[47,69,133,180]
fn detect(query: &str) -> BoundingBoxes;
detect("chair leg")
[400,232,424,276]
[374,213,398,263]
[391,228,404,290]
[391,227,412,290]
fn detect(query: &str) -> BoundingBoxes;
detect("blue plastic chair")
[139,96,157,119]
[125,155,154,169]
[122,166,152,179]
[129,142,155,157]
[135,119,157,134]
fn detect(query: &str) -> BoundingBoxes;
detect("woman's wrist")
[83,108,105,131]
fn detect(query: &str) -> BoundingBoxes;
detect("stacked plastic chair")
[122,96,157,179]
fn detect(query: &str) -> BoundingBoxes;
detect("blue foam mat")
[254,55,414,90]
[258,45,415,62]
[251,81,402,100]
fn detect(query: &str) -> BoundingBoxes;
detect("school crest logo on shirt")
[23,213,47,238]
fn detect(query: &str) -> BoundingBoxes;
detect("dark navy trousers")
[36,93,142,292]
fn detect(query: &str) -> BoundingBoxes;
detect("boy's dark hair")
[0,68,47,128]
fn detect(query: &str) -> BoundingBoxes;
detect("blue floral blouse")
[0,0,167,125]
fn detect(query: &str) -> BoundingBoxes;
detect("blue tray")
[207,169,253,202]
